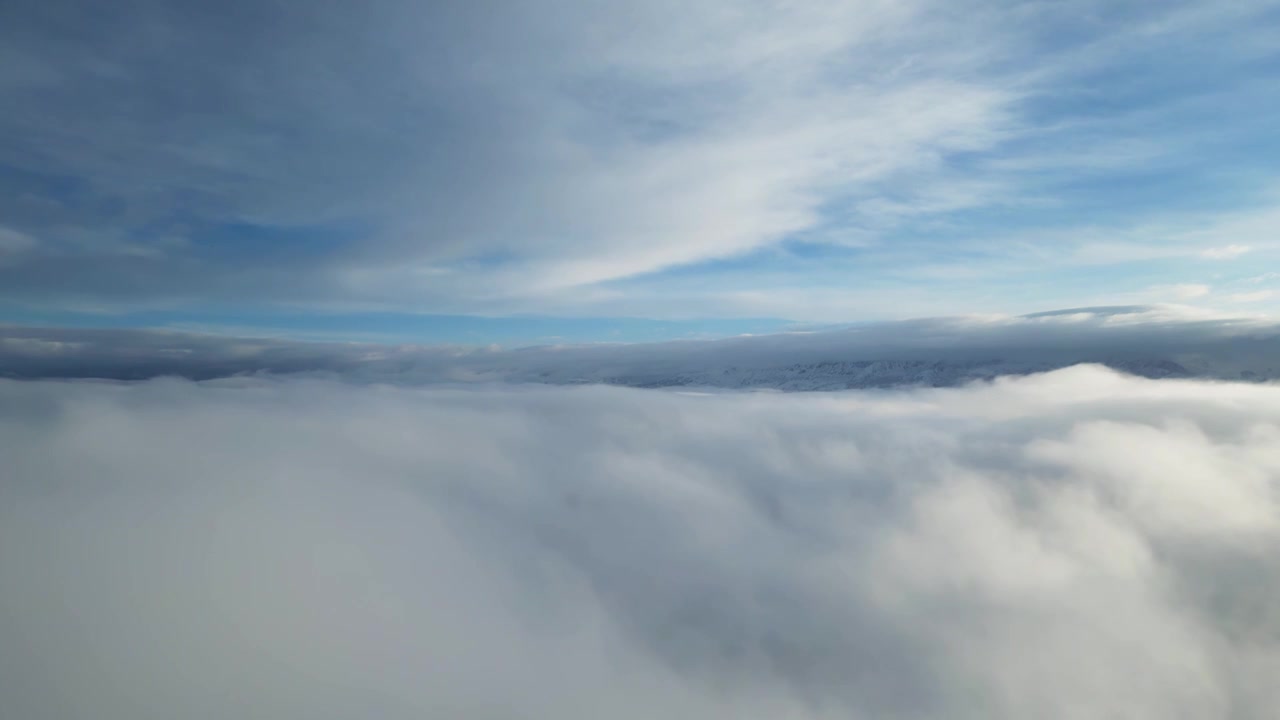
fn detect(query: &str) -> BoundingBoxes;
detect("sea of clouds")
[3,366,1280,718]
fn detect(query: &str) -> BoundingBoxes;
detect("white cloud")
[3,369,1280,718]
[995,204,1279,270]
[1228,290,1275,303]
[1203,244,1252,260]
[1159,283,1212,299]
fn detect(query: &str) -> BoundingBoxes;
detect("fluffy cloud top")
[3,367,1280,718]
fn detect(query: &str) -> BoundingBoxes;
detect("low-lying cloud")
[3,367,1280,718]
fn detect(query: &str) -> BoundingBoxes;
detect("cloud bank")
[3,368,1280,718]
[4,306,1279,387]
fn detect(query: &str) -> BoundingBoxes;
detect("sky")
[2,0,1279,343]
[6,5,1280,713]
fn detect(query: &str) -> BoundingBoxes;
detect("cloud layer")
[4,305,1279,387]
[3,368,1280,718]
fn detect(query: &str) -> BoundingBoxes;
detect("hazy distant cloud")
[3,368,1280,718]
[1229,290,1275,303]
[1158,283,1212,300]
[1202,244,1252,259]
[3,305,1279,386]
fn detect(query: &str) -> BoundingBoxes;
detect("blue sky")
[1,0,1278,344]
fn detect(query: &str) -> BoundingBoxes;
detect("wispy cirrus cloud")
[1,0,1278,325]
[1228,290,1275,303]
[1202,244,1253,260]
[1154,283,1212,300]
[0,0,1018,304]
